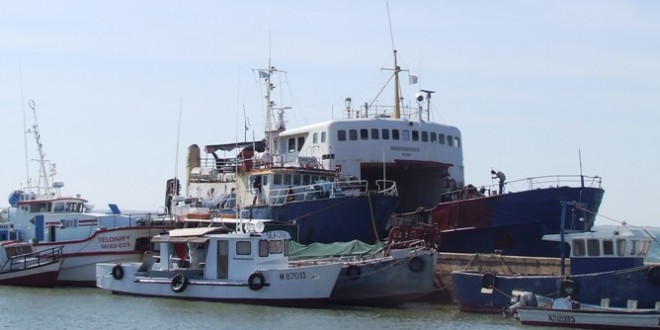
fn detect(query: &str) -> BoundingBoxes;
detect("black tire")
[346,265,362,280]
[647,266,660,286]
[480,272,497,289]
[408,256,425,272]
[171,273,188,293]
[559,278,579,297]
[111,264,124,280]
[248,272,265,290]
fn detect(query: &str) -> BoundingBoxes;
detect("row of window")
[235,239,287,257]
[572,238,650,257]
[287,128,461,153]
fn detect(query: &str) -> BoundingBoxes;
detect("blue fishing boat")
[452,222,660,313]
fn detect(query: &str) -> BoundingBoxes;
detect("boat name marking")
[279,272,306,280]
[98,235,131,249]
[390,146,420,153]
[547,314,575,323]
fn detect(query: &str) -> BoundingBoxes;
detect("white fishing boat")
[3,101,175,286]
[96,221,343,307]
[0,238,63,287]
[510,292,660,330]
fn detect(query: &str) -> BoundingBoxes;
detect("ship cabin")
[544,228,654,275]
[273,117,464,212]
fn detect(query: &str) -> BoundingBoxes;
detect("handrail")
[3,245,63,272]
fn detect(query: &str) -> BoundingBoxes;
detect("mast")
[391,50,401,119]
[261,62,289,155]
[27,100,55,197]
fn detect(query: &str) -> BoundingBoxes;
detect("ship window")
[53,203,65,212]
[455,137,461,148]
[371,128,379,139]
[616,239,626,256]
[236,241,251,255]
[430,132,437,143]
[288,138,296,152]
[439,133,445,144]
[313,133,318,144]
[349,129,358,141]
[273,174,282,185]
[360,129,368,140]
[392,129,400,140]
[603,239,614,255]
[259,240,269,257]
[321,132,326,143]
[297,137,305,151]
[422,131,428,142]
[293,174,301,186]
[402,130,410,141]
[629,240,638,256]
[338,130,346,141]
[283,174,292,186]
[269,240,283,254]
[572,239,585,256]
[447,135,453,146]
[382,129,390,140]
[587,239,600,256]
[311,175,319,183]
[641,241,651,255]
[412,130,419,141]
[302,175,310,185]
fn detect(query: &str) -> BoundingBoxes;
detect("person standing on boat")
[252,176,262,205]
[491,170,506,194]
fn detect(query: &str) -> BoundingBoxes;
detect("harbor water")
[1,231,658,330]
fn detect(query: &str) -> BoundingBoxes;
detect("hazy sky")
[2,1,659,227]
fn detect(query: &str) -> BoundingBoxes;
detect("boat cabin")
[544,228,654,275]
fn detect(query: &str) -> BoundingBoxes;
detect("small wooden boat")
[96,221,342,307]
[0,240,63,287]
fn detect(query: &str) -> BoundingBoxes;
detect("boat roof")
[204,140,266,153]
[543,227,654,243]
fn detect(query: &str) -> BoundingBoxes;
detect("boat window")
[297,137,304,151]
[302,175,310,186]
[360,129,368,140]
[338,130,346,141]
[269,240,283,254]
[447,135,454,146]
[587,239,600,256]
[60,219,77,228]
[288,138,296,152]
[572,239,586,257]
[629,240,638,256]
[283,174,292,186]
[392,129,400,140]
[439,133,445,145]
[412,130,419,141]
[313,133,318,144]
[217,240,228,279]
[371,128,379,139]
[293,174,301,186]
[259,240,269,257]
[284,240,289,256]
[382,129,390,140]
[430,132,437,143]
[236,241,251,255]
[641,241,651,255]
[602,239,614,255]
[349,129,358,141]
[262,175,269,186]
[455,137,461,148]
[616,239,626,256]
[321,132,326,143]
[402,130,410,141]
[53,203,65,212]
[311,175,319,183]
[422,131,428,142]
[273,174,282,185]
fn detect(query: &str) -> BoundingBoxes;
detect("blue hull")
[242,194,399,244]
[432,186,605,257]
[452,266,660,313]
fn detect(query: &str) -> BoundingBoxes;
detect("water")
[1,230,658,330]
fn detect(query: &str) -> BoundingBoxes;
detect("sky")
[1,1,659,227]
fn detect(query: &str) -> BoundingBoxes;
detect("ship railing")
[266,180,371,205]
[376,179,398,196]
[3,245,63,272]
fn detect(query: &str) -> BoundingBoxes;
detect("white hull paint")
[517,307,660,329]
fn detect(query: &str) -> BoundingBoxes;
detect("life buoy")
[646,266,660,286]
[480,272,497,289]
[408,256,425,272]
[559,278,579,297]
[346,265,361,280]
[111,264,124,280]
[248,272,266,290]
[171,273,188,293]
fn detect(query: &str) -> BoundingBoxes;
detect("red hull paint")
[0,269,60,288]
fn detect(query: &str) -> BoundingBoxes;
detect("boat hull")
[452,265,660,313]
[96,262,342,307]
[516,307,660,330]
[34,226,171,286]
[0,260,61,287]
[431,186,605,257]
[329,251,438,306]
[245,194,399,244]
